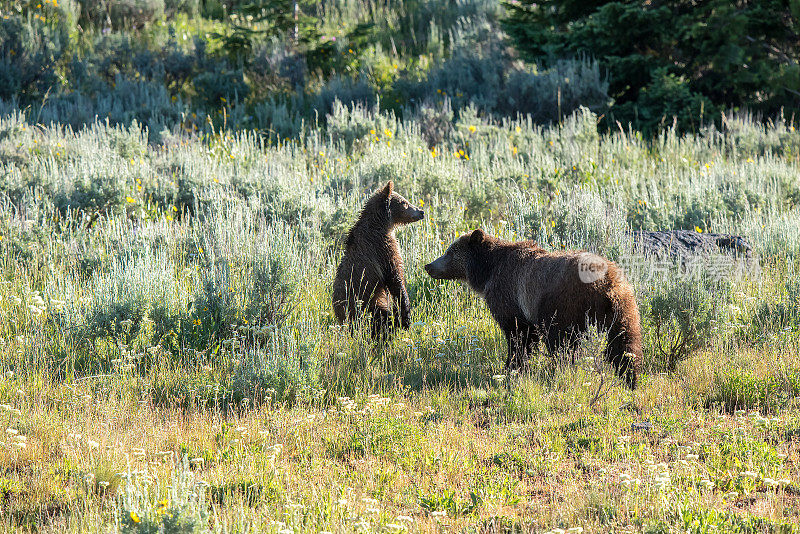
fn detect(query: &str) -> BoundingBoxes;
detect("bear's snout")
[398,206,424,224]
[424,256,448,279]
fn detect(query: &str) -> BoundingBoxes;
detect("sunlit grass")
[0,106,799,531]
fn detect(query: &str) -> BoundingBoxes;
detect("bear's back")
[492,248,625,326]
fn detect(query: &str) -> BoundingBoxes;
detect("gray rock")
[631,230,752,259]
[631,421,654,433]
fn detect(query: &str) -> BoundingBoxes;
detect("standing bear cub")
[425,230,643,388]
[333,181,424,337]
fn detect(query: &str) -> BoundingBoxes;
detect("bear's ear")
[470,228,485,245]
[380,180,394,215]
[380,180,394,198]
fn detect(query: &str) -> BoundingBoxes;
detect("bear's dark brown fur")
[333,181,424,337]
[425,229,643,388]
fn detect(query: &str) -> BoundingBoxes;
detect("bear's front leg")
[387,274,412,329]
[504,319,538,369]
[399,286,411,329]
[504,330,521,369]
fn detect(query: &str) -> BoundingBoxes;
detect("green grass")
[0,106,799,532]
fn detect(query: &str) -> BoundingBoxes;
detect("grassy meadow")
[1,104,800,532]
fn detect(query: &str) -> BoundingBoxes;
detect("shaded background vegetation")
[0,0,605,142]
[2,0,799,141]
[503,0,800,133]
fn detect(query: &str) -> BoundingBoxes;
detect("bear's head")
[424,229,489,283]
[379,180,424,225]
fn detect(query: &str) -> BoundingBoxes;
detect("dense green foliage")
[503,0,800,133]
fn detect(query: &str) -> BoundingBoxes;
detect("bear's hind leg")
[605,325,639,389]
[369,290,393,340]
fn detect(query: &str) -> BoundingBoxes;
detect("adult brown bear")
[424,229,642,388]
[333,181,424,337]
